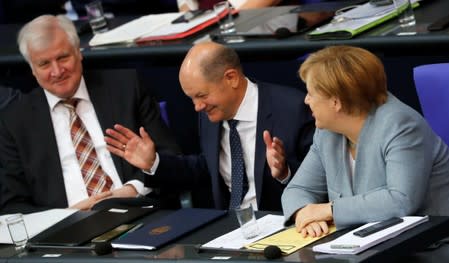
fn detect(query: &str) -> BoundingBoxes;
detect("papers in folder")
[307,0,420,40]
[89,9,226,46]
[313,216,429,254]
[245,224,336,255]
[201,214,285,251]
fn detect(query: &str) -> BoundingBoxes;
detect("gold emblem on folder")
[149,225,171,235]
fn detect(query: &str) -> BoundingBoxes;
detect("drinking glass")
[6,214,29,250]
[85,0,109,34]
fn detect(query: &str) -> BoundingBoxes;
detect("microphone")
[274,27,292,39]
[263,245,282,260]
[93,242,113,255]
[26,242,113,256]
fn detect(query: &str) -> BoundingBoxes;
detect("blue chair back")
[413,63,449,145]
[158,101,170,127]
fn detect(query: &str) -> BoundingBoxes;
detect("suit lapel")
[84,72,124,178]
[340,139,355,196]
[29,89,68,206]
[254,84,273,206]
[201,116,225,208]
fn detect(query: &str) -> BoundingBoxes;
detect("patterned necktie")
[228,119,249,209]
[62,98,113,196]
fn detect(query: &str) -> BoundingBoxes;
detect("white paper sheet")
[201,214,285,250]
[89,10,218,46]
[313,216,429,254]
[0,209,77,244]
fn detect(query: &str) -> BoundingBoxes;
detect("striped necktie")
[62,98,113,196]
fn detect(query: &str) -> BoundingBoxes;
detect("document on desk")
[307,0,420,40]
[201,214,285,250]
[0,209,77,244]
[245,224,337,255]
[313,216,429,254]
[89,9,224,46]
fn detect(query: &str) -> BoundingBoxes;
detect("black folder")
[29,206,156,246]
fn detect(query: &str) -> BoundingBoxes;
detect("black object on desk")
[353,217,404,237]
[29,206,156,246]
[26,242,113,256]
[172,10,206,24]
[211,9,334,40]
[427,14,449,31]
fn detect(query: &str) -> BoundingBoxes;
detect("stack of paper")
[313,216,429,254]
[307,0,420,40]
[88,9,229,46]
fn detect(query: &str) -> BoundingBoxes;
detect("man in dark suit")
[106,42,314,211]
[0,15,180,215]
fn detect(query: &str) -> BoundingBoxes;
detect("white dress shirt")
[220,78,258,210]
[45,77,148,206]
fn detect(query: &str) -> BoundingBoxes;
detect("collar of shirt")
[44,77,90,111]
[230,78,258,123]
[220,78,259,210]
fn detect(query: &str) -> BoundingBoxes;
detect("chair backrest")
[158,101,170,127]
[413,63,449,145]
[157,100,192,208]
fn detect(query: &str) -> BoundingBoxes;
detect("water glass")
[85,0,109,34]
[213,1,236,34]
[235,204,260,239]
[393,0,416,28]
[6,214,29,249]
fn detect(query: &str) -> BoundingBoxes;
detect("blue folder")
[111,208,227,250]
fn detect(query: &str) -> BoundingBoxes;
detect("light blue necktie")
[228,120,249,209]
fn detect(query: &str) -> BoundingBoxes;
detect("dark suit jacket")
[146,81,314,211]
[0,69,180,214]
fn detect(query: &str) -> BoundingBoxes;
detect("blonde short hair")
[299,45,387,115]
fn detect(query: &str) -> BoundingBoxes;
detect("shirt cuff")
[124,180,152,196]
[142,153,160,176]
[278,167,291,184]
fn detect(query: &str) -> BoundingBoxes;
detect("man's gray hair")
[17,15,79,63]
